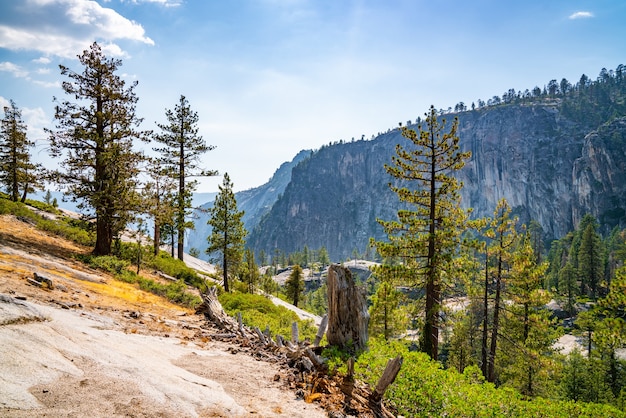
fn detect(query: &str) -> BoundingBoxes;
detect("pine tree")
[154,95,217,261]
[285,264,304,307]
[558,262,578,316]
[241,248,260,293]
[47,42,145,255]
[206,173,246,292]
[500,232,558,397]
[578,215,604,299]
[483,198,518,382]
[0,100,41,202]
[142,157,176,256]
[369,264,407,341]
[372,105,471,360]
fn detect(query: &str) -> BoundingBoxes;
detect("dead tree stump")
[326,264,369,352]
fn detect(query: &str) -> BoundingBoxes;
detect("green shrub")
[351,339,625,418]
[219,292,316,340]
[150,252,203,287]
[25,198,60,214]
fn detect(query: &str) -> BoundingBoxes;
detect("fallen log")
[195,287,242,332]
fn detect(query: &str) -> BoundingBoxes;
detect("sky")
[1,0,625,193]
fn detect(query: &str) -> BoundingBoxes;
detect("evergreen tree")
[484,198,518,382]
[560,349,592,402]
[241,248,260,293]
[154,95,217,261]
[0,100,41,202]
[369,265,407,341]
[578,215,604,299]
[318,246,330,266]
[47,42,145,255]
[500,232,558,397]
[558,262,578,316]
[372,105,471,360]
[142,157,176,256]
[285,264,304,307]
[206,173,246,292]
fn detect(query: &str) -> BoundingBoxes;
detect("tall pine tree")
[48,42,145,255]
[206,173,246,292]
[154,95,217,261]
[0,100,40,202]
[372,105,471,360]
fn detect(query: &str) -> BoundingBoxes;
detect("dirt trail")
[0,215,325,417]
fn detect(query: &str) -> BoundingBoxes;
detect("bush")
[350,339,625,418]
[219,292,316,339]
[151,252,203,288]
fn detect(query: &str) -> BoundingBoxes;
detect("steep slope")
[247,104,626,261]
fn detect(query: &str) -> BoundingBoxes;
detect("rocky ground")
[0,214,326,417]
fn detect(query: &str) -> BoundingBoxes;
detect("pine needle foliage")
[206,173,246,292]
[47,42,146,256]
[0,100,41,202]
[153,95,217,261]
[372,105,471,360]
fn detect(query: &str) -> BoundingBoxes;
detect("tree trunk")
[177,130,185,261]
[94,212,112,255]
[326,264,369,352]
[488,253,502,383]
[153,219,160,256]
[20,185,28,203]
[481,250,489,379]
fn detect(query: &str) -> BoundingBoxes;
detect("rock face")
[247,105,626,261]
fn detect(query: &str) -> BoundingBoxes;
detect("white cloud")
[33,57,52,64]
[0,0,154,59]
[0,96,9,109]
[32,79,61,88]
[124,0,183,7]
[569,11,593,20]
[22,106,51,141]
[0,62,29,78]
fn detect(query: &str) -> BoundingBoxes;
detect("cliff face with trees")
[247,96,626,262]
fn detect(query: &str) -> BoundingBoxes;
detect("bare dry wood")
[194,285,399,418]
[371,355,403,403]
[326,264,369,352]
[196,287,245,335]
[313,314,328,347]
[291,321,299,344]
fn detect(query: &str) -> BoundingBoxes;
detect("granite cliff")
[246,104,626,261]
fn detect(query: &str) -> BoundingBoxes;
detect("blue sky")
[1,0,625,192]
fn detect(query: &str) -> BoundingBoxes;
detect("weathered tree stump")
[326,264,369,352]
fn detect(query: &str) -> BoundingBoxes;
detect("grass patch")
[0,197,94,246]
[77,253,201,309]
[219,292,316,340]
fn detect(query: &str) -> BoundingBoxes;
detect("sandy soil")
[0,214,326,418]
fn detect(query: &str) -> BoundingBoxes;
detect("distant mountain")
[185,150,312,256]
[245,69,626,262]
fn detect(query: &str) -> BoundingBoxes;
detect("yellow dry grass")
[0,214,193,318]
